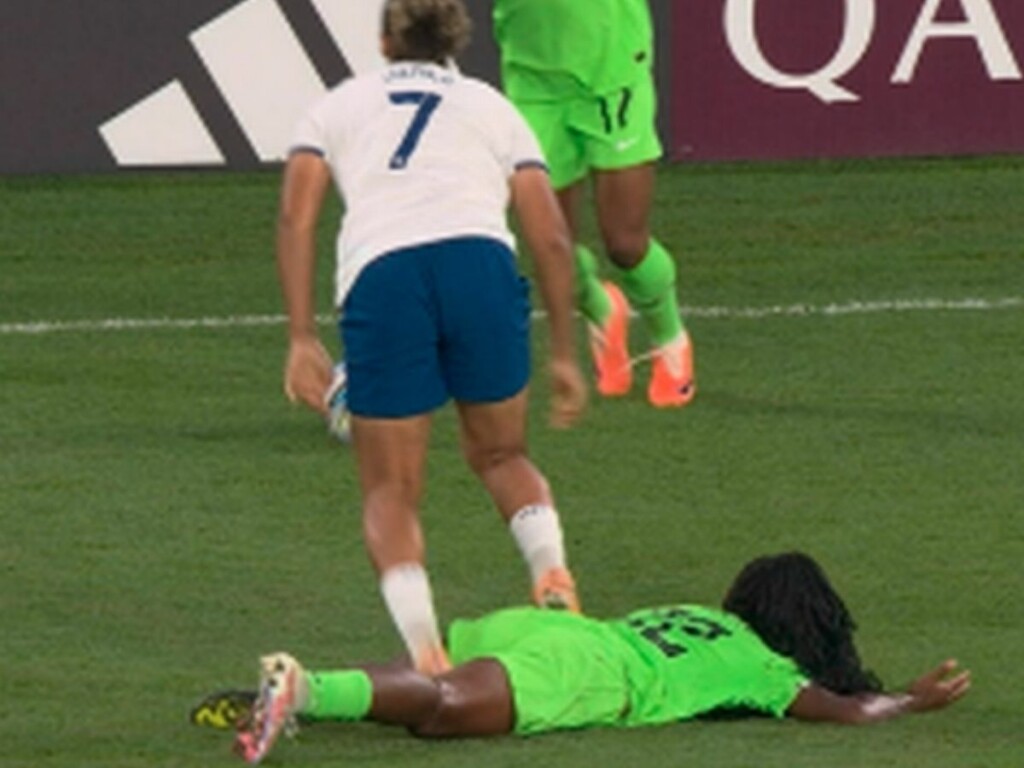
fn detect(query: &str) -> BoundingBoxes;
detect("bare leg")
[363,658,515,737]
[557,180,612,326]
[555,179,586,240]
[351,413,449,672]
[456,391,578,609]
[593,163,655,269]
[351,414,432,571]
[456,391,551,521]
[593,162,691,405]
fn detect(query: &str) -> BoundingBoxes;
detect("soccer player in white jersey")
[275,0,587,676]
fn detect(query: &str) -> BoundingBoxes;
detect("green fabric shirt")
[492,0,654,100]
[609,605,808,725]
[449,604,808,731]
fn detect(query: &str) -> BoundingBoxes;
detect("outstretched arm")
[509,166,587,429]
[788,659,971,725]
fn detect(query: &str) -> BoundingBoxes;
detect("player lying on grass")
[194,552,970,764]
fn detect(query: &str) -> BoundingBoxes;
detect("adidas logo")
[98,0,385,167]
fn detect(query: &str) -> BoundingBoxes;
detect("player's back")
[609,604,807,725]
[300,62,540,286]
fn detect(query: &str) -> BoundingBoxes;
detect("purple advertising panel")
[671,0,1024,160]
[0,0,505,174]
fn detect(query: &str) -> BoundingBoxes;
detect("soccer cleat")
[532,567,581,613]
[588,282,632,397]
[324,361,351,442]
[647,332,696,408]
[234,653,308,764]
[190,689,257,730]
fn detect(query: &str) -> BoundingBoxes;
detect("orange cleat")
[532,567,581,613]
[647,332,696,408]
[588,282,632,397]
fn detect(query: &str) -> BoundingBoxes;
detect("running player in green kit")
[205,553,970,763]
[492,0,696,408]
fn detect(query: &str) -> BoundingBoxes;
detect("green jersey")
[492,0,654,100]
[610,605,808,725]
[449,604,808,734]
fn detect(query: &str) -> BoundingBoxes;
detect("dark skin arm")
[396,657,971,734]
[788,659,971,724]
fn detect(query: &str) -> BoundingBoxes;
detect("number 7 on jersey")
[388,92,442,170]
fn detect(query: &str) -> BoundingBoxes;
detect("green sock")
[303,670,373,721]
[575,244,612,325]
[610,239,685,347]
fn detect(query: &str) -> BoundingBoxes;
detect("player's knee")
[464,423,528,479]
[407,684,463,738]
[603,230,649,269]
[462,439,526,478]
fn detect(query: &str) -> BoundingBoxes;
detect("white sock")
[380,563,443,661]
[509,504,567,582]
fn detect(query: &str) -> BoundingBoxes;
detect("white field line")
[0,296,1021,336]
[681,296,1024,319]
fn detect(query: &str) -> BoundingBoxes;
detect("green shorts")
[448,607,630,735]
[507,71,662,190]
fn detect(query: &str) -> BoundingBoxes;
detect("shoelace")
[589,317,689,379]
[595,347,682,379]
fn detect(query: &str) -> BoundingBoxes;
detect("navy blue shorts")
[339,236,531,418]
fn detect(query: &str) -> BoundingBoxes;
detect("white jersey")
[290,62,547,307]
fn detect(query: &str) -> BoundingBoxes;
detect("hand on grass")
[906,659,972,713]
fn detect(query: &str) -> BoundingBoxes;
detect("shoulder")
[450,76,531,137]
[452,73,515,110]
[458,72,504,97]
[319,69,390,106]
[330,71,382,102]
[302,71,384,124]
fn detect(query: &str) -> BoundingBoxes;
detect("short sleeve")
[750,656,810,718]
[508,109,546,174]
[485,88,547,178]
[289,98,330,162]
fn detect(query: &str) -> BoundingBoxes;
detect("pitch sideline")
[1,296,1021,336]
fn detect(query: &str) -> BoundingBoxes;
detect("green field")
[2,156,1022,767]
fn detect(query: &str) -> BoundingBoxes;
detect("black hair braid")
[723,552,883,694]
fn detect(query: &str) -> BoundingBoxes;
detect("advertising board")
[671,0,1024,160]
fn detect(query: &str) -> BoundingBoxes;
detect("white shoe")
[234,653,307,764]
[324,361,351,442]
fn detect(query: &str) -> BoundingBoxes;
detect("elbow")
[277,210,309,236]
[841,710,874,726]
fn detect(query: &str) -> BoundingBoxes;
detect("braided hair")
[382,0,472,64]
[723,552,883,694]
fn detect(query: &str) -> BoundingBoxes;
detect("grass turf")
[1,156,1022,767]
